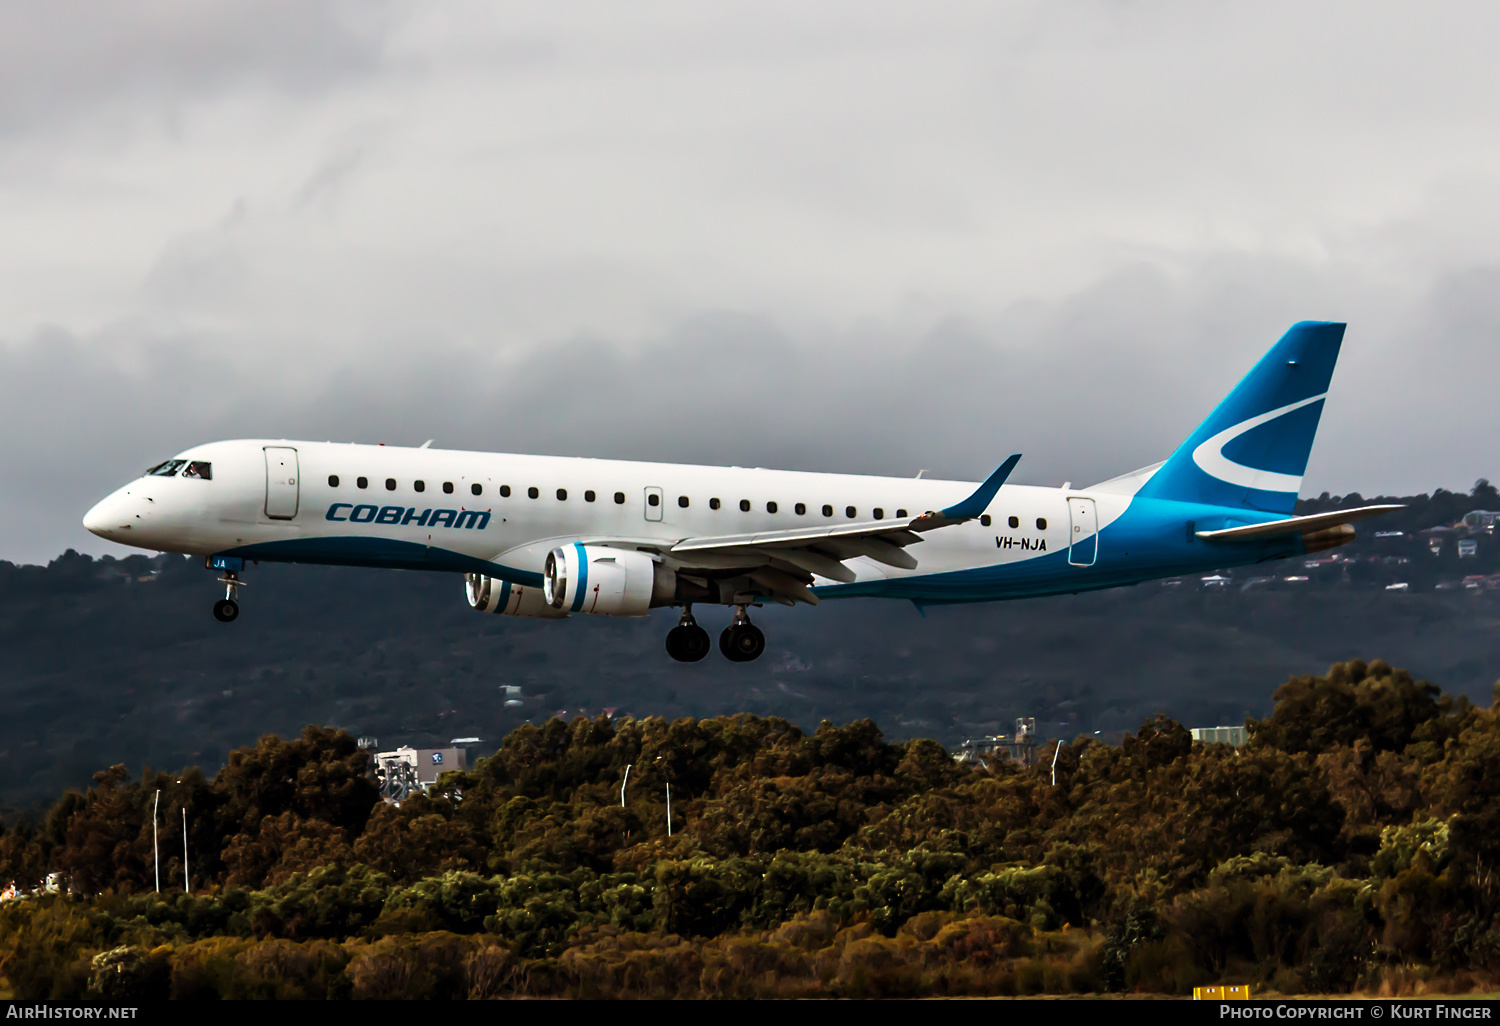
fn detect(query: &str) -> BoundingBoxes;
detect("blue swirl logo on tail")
[1190,393,1327,494]
[1138,321,1344,514]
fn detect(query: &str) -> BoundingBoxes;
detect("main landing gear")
[664,604,766,663]
[664,607,711,662]
[719,605,765,663]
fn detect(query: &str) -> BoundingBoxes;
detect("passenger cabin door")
[1067,496,1098,567]
[264,447,300,520]
[644,486,664,522]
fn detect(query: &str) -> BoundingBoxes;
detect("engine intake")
[464,574,567,618]
[544,544,671,616]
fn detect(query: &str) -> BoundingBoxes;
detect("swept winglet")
[910,454,1021,532]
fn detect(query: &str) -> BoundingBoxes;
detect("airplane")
[83,321,1399,662]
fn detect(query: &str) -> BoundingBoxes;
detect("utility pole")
[152,790,160,893]
[620,764,631,807]
[1051,741,1064,787]
[182,808,189,894]
[666,782,672,837]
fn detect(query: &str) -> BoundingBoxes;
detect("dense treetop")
[3,659,1500,997]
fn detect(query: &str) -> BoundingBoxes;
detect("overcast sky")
[4,1,1500,564]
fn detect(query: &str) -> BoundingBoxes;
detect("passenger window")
[500,485,511,497]
[767,501,778,513]
[471,483,482,496]
[1008,516,1019,529]
[846,506,857,518]
[385,478,397,491]
[414,480,426,493]
[980,514,992,527]
[709,498,721,510]
[443,482,454,494]
[740,500,751,512]
[873,508,884,520]
[183,461,213,480]
[678,495,689,508]
[528,487,539,499]
[585,490,596,502]
[146,459,185,477]
[794,502,806,515]
[648,493,660,507]
[557,488,567,500]
[357,477,369,489]
[897,509,908,518]
[1036,517,1047,530]
[822,504,833,517]
[614,491,625,504]
[328,475,340,487]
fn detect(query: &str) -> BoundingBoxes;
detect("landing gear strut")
[665,606,711,662]
[213,570,243,623]
[719,605,765,662]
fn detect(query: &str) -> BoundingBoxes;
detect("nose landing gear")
[213,571,244,622]
[719,605,765,663]
[665,607,711,662]
[207,556,246,623]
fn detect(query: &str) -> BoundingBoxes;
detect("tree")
[1248,660,1465,757]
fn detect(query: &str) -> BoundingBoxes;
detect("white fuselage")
[82,439,1129,596]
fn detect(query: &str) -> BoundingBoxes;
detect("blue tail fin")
[1135,321,1344,514]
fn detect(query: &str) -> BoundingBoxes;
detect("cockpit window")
[182,461,212,480]
[145,459,186,477]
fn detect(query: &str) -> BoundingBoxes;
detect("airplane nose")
[83,498,113,538]
[83,493,133,539]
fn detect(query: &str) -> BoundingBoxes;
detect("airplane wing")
[656,455,1023,605]
[1194,504,1404,542]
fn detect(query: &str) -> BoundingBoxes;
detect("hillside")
[0,482,1497,809]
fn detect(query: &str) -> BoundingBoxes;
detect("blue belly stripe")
[219,536,544,587]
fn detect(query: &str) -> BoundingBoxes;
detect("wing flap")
[670,520,924,554]
[668,454,1021,556]
[770,548,858,583]
[655,453,1020,601]
[749,566,820,605]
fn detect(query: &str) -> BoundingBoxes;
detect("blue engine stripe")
[569,542,589,612]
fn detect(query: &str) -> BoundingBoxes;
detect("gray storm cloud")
[1,2,1498,563]
[0,1,389,133]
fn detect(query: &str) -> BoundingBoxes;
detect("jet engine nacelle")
[543,544,670,616]
[465,574,568,618]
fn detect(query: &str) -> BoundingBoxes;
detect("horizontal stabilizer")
[1194,504,1404,542]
